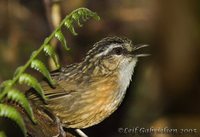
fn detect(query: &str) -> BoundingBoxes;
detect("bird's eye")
[113,47,123,55]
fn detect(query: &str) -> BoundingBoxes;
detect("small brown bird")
[26,36,149,137]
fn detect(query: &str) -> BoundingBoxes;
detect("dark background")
[1,0,200,137]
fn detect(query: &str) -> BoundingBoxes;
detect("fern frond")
[18,74,47,102]
[0,104,26,136]
[6,89,36,123]
[0,7,100,136]
[0,80,13,88]
[14,66,23,77]
[63,8,100,36]
[31,59,55,86]
[55,29,69,51]
[0,80,13,101]
[43,44,60,68]
[64,19,77,35]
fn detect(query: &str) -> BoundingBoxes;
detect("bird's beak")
[132,44,150,57]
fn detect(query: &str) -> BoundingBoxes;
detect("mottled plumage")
[26,36,149,136]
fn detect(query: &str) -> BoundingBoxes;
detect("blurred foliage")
[1,0,200,137]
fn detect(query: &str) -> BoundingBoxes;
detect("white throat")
[118,59,138,96]
[109,58,138,112]
[103,58,138,117]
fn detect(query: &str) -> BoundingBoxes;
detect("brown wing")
[27,67,77,101]
[27,77,80,104]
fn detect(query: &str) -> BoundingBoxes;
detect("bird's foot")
[52,117,66,137]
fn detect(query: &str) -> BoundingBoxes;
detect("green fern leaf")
[0,80,13,88]
[0,104,26,136]
[68,26,78,36]
[0,131,6,137]
[72,13,79,21]
[30,51,37,58]
[64,19,72,28]
[78,8,100,21]
[55,29,69,50]
[18,73,47,101]
[0,81,13,101]
[63,8,100,35]
[31,59,55,86]
[71,13,83,27]
[14,66,23,77]
[72,13,83,27]
[43,44,60,68]
[6,89,36,123]
[77,19,83,27]
[64,19,77,35]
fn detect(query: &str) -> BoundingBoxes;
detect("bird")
[25,36,149,137]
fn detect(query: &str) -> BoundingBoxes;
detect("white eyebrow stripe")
[95,44,122,57]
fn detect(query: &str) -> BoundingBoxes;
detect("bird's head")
[83,36,149,74]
